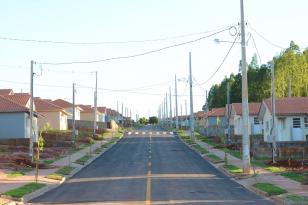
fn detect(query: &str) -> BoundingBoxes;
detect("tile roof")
[78,104,95,113]
[0,89,13,96]
[195,111,205,118]
[0,95,29,113]
[264,97,308,116]
[208,107,225,117]
[97,106,106,113]
[52,99,73,108]
[3,94,30,107]
[34,98,67,113]
[232,102,261,115]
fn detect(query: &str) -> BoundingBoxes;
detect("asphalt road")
[30,126,274,205]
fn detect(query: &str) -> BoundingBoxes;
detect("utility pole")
[240,0,250,174]
[29,60,34,162]
[189,52,195,142]
[174,75,179,131]
[227,83,231,144]
[185,99,187,129]
[72,83,76,146]
[205,90,209,137]
[93,71,98,137]
[180,103,183,129]
[121,102,124,126]
[169,86,172,128]
[165,92,168,128]
[116,101,119,123]
[271,61,277,163]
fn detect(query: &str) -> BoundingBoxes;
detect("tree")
[139,117,149,125]
[149,116,158,124]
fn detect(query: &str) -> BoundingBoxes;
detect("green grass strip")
[280,172,305,182]
[224,164,243,174]
[253,183,287,196]
[265,166,286,173]
[75,155,92,165]
[3,183,46,198]
[206,153,222,161]
[7,171,25,178]
[55,166,75,175]
[284,194,308,203]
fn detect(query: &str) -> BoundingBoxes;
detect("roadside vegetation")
[253,183,287,196]
[3,183,46,198]
[46,166,75,180]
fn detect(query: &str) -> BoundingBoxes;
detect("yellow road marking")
[146,170,151,205]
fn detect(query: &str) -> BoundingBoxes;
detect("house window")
[293,118,301,128]
[254,117,260,125]
[305,117,308,128]
[266,121,269,132]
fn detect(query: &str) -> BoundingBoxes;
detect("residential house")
[0,95,38,139]
[195,111,205,128]
[227,102,262,136]
[0,89,14,96]
[205,107,226,137]
[52,99,82,120]
[258,97,308,142]
[97,106,107,122]
[78,104,101,122]
[35,98,69,130]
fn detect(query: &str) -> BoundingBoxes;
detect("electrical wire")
[0,79,205,96]
[248,23,285,50]
[0,25,232,45]
[199,33,239,85]
[250,34,262,64]
[38,26,234,65]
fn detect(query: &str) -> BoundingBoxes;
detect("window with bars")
[305,117,308,128]
[293,118,301,128]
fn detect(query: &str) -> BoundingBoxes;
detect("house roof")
[264,97,308,116]
[0,95,29,113]
[52,99,73,108]
[3,94,30,107]
[233,102,261,115]
[0,89,13,96]
[208,107,225,117]
[97,106,106,113]
[35,98,68,114]
[195,111,205,118]
[78,104,101,114]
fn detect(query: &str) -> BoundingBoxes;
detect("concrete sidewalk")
[194,137,308,197]
[0,139,110,195]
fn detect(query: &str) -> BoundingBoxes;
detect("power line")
[248,23,285,50]
[0,79,206,97]
[199,33,239,85]
[39,26,234,65]
[0,26,231,45]
[250,34,262,64]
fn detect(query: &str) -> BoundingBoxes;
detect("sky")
[0,0,307,119]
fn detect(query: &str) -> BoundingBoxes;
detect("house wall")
[0,112,27,139]
[66,108,81,120]
[234,115,261,136]
[38,111,67,130]
[80,112,100,122]
[262,106,308,142]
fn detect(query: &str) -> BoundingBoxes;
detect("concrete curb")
[5,137,123,205]
[249,186,285,205]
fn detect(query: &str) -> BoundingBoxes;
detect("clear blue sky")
[0,0,307,118]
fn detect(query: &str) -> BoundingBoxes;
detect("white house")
[258,97,308,142]
[52,99,82,120]
[227,102,262,136]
